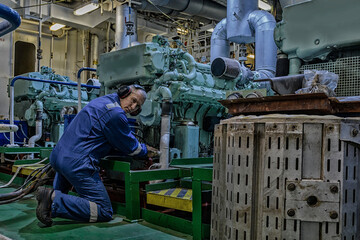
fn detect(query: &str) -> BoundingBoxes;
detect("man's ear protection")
[117,86,132,99]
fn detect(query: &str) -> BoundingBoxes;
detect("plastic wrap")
[295,70,339,96]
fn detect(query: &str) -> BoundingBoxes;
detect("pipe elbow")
[156,86,172,101]
[210,18,229,62]
[35,100,43,111]
[248,10,276,31]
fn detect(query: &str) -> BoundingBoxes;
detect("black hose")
[0,164,54,203]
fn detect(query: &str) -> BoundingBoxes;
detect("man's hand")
[146,145,160,158]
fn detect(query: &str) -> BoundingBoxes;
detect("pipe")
[77,67,97,111]
[51,86,69,98]
[92,34,99,69]
[37,0,42,72]
[139,0,226,21]
[154,86,172,169]
[248,10,277,79]
[50,35,54,68]
[178,53,196,81]
[0,124,18,133]
[227,0,257,43]
[9,76,99,146]
[210,18,229,62]
[115,4,138,50]
[28,101,43,148]
[0,3,21,37]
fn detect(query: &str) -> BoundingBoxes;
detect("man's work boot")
[36,187,54,227]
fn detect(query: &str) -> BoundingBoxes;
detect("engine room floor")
[0,183,191,240]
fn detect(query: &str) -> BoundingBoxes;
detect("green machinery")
[98,36,252,159]
[274,0,360,75]
[11,66,99,144]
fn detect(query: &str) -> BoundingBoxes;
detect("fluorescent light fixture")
[73,2,99,16]
[248,54,255,59]
[50,23,65,31]
[258,0,271,11]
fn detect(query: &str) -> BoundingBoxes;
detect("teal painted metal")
[11,66,99,143]
[275,0,360,70]
[98,36,237,157]
[174,124,199,158]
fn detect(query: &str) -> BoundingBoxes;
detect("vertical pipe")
[289,57,302,75]
[64,30,68,71]
[9,86,15,146]
[227,0,257,43]
[92,34,99,69]
[37,0,42,72]
[50,35,54,68]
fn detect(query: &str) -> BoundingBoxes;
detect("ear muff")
[117,86,132,99]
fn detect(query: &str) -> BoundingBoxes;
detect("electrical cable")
[0,157,48,189]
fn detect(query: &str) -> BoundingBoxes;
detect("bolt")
[330,211,338,219]
[287,209,295,217]
[351,129,359,137]
[287,183,296,191]
[330,185,338,194]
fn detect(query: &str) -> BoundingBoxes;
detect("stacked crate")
[211,115,360,240]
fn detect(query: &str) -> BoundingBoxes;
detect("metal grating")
[211,115,360,239]
[300,56,360,97]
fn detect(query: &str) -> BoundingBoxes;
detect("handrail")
[0,3,21,37]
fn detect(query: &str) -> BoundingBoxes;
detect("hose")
[0,162,54,204]
[0,157,49,188]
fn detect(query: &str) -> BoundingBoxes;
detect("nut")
[351,129,359,137]
[330,211,338,219]
[287,183,296,191]
[330,185,338,194]
[287,209,295,217]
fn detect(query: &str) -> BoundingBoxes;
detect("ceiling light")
[258,0,271,11]
[50,23,65,31]
[73,1,99,16]
[248,54,255,59]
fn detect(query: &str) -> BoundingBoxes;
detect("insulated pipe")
[77,67,97,111]
[227,0,257,43]
[9,76,100,147]
[0,3,21,37]
[210,18,230,62]
[154,86,172,169]
[28,101,43,148]
[248,10,277,79]
[115,4,138,50]
[140,0,226,21]
[92,34,99,68]
[0,124,18,133]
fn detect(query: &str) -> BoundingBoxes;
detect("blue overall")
[50,93,147,222]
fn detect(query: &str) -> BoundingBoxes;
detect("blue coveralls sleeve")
[101,109,147,157]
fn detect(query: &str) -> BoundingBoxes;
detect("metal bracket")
[340,120,360,146]
[285,180,340,222]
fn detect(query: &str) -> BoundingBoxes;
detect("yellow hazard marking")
[147,188,193,212]
[12,164,45,176]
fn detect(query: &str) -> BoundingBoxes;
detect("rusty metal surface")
[219,93,360,116]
